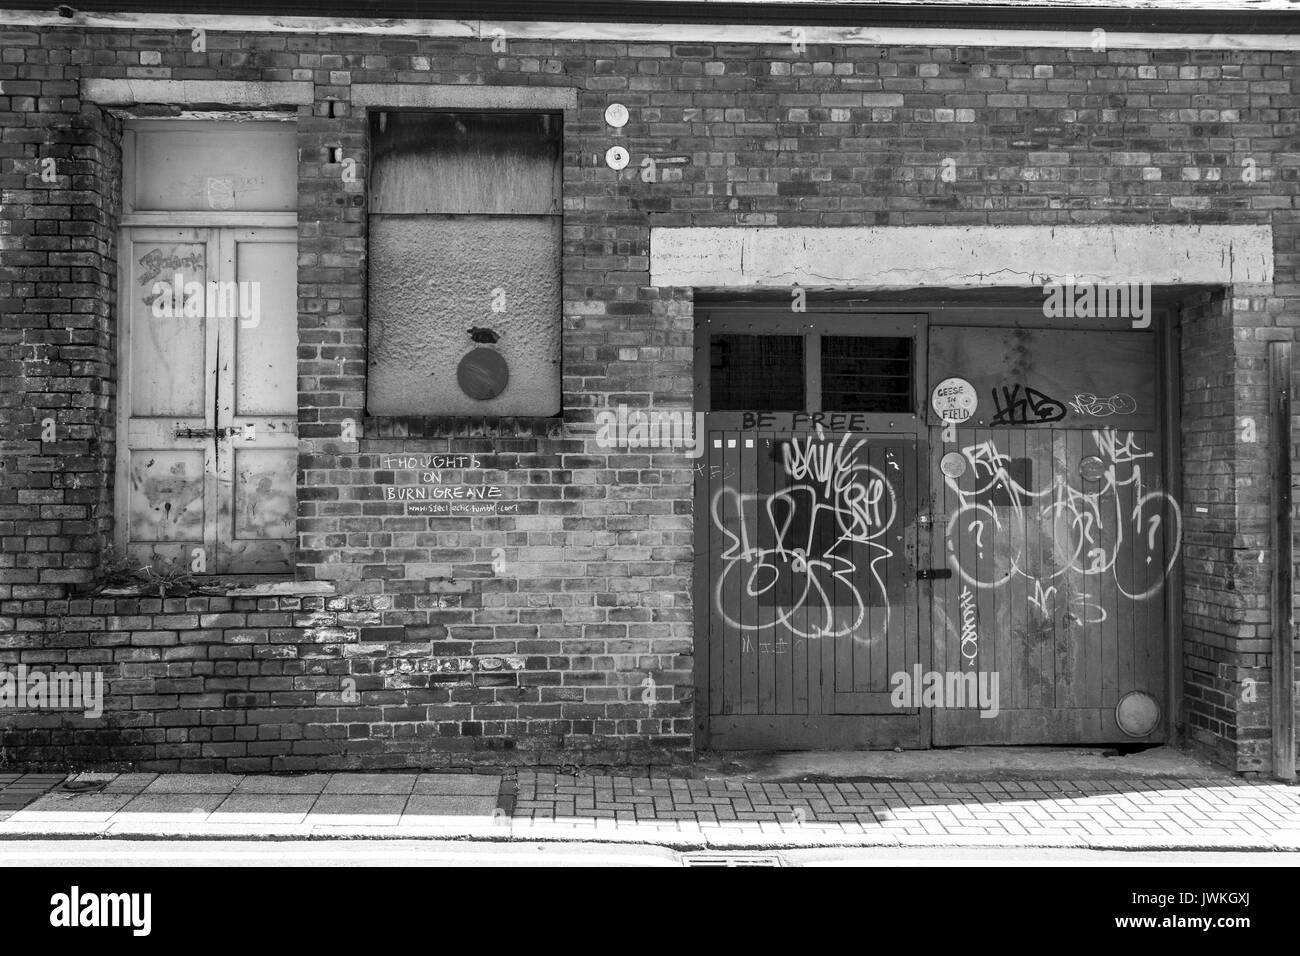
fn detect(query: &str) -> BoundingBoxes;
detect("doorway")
[693,295,1178,750]
[115,120,298,575]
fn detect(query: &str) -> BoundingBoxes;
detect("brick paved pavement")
[509,773,1300,848]
[0,770,1297,849]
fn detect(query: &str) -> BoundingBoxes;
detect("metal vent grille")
[709,333,805,411]
[820,334,912,413]
[681,852,783,867]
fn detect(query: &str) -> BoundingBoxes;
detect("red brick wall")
[1,26,1296,770]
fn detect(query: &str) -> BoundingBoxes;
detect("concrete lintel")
[650,224,1274,290]
[6,11,1300,52]
[83,79,314,107]
[350,84,577,111]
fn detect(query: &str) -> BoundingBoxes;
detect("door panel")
[129,236,211,417]
[927,326,1175,744]
[121,226,297,575]
[217,229,297,573]
[122,229,220,569]
[696,311,928,750]
[705,428,921,746]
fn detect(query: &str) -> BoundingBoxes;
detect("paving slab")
[7,793,134,823]
[143,774,242,795]
[404,795,498,816]
[116,793,229,821]
[233,774,331,795]
[322,774,417,796]
[414,773,502,796]
[211,794,317,823]
[306,794,408,825]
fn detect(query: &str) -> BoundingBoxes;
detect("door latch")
[916,568,953,580]
[174,426,217,439]
[173,426,246,440]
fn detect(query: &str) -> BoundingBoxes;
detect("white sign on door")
[931,377,977,423]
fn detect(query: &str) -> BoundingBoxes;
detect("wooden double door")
[694,307,1178,750]
[117,226,298,574]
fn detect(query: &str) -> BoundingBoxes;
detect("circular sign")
[1115,691,1161,738]
[605,146,630,170]
[940,452,967,478]
[604,103,629,128]
[931,377,977,423]
[457,348,510,401]
[1079,456,1106,482]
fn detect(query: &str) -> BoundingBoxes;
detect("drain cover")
[682,853,783,867]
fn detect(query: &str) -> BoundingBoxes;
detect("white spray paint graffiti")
[1067,392,1137,417]
[958,586,979,662]
[944,428,1181,609]
[712,431,898,643]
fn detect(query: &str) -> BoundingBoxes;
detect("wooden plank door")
[704,427,922,749]
[927,326,1176,744]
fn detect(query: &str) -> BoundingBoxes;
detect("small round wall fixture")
[604,103,629,128]
[457,348,510,401]
[1080,456,1107,482]
[1115,690,1161,738]
[940,452,967,478]
[605,146,630,170]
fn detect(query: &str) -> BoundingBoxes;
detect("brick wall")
[0,25,1297,770]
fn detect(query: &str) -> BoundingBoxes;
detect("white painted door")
[119,226,297,574]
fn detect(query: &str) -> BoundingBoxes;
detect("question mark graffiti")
[1146,514,1161,564]
[969,519,985,552]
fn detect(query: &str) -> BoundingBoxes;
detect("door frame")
[691,295,1184,751]
[116,117,299,576]
[692,303,933,750]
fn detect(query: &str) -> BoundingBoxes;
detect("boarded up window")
[367,111,562,417]
[710,334,806,410]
